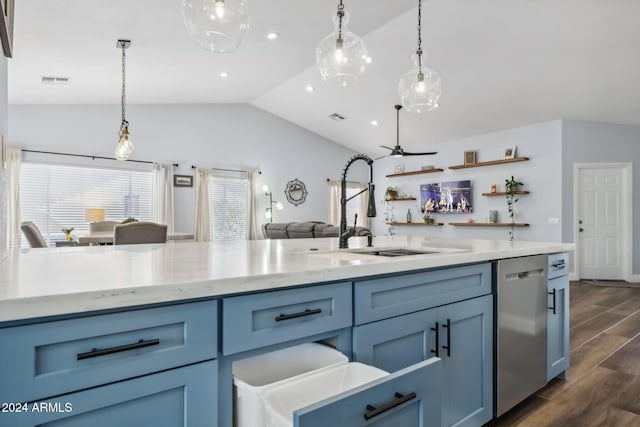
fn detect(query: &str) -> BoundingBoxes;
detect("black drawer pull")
[548,288,557,315]
[442,318,451,357]
[430,322,440,357]
[275,308,322,322]
[77,338,160,360]
[364,392,417,420]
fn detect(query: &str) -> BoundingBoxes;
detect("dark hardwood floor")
[494,281,640,427]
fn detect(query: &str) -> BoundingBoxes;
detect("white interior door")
[576,166,625,280]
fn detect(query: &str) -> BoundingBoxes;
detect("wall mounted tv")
[420,180,473,214]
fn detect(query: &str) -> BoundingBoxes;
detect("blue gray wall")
[562,120,640,275]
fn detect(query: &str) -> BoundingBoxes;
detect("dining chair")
[89,220,120,233]
[113,222,168,245]
[20,221,48,248]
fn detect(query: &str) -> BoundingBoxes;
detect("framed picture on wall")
[173,175,193,187]
[504,146,516,160]
[464,150,476,165]
[0,0,14,58]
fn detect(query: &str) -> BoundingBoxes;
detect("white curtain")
[247,171,259,240]
[194,167,212,242]
[152,163,174,233]
[6,148,22,248]
[327,179,369,227]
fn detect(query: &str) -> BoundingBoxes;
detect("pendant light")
[316,0,368,87]
[181,0,249,53]
[115,39,134,161]
[398,0,441,113]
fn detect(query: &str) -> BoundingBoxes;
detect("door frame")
[572,162,633,281]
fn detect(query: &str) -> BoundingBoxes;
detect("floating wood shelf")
[386,197,417,201]
[386,222,444,226]
[448,222,529,227]
[448,157,529,170]
[481,191,530,197]
[386,168,444,178]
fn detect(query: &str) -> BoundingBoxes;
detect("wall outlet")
[548,217,559,225]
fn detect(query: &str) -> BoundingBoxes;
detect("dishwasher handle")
[506,269,545,280]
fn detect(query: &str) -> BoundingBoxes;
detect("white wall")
[8,104,361,234]
[561,120,640,275]
[371,121,564,243]
[0,54,7,262]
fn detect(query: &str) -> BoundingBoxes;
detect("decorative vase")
[65,233,72,242]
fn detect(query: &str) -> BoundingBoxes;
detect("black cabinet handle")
[77,338,160,360]
[275,308,321,322]
[548,289,557,315]
[442,318,451,357]
[364,392,417,420]
[430,322,440,357]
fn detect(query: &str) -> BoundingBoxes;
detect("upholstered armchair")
[113,222,168,245]
[89,221,120,233]
[20,221,47,248]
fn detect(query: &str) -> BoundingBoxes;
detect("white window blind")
[208,171,248,241]
[20,163,152,247]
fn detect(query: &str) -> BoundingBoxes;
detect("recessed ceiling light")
[219,71,230,78]
[370,120,378,126]
[266,32,280,40]
[305,85,315,92]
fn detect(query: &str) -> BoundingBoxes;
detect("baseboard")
[569,273,580,282]
[630,274,640,283]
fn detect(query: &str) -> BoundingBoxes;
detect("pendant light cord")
[337,0,345,41]
[120,43,127,129]
[416,0,423,76]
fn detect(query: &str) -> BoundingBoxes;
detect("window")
[209,171,248,241]
[20,163,152,247]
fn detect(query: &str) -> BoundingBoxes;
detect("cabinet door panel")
[353,308,438,373]
[294,358,442,427]
[547,275,570,380]
[438,295,492,427]
[3,360,217,427]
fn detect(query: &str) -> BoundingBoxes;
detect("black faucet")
[339,154,377,249]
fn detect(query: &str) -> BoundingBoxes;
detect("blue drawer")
[222,282,352,355]
[0,300,217,403]
[354,263,491,325]
[0,360,217,427]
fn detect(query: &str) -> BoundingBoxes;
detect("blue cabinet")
[353,295,493,427]
[547,273,569,381]
[1,360,217,427]
[294,358,442,427]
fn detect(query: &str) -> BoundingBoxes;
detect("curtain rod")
[191,165,260,174]
[22,149,178,167]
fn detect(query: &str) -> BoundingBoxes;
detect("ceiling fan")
[378,104,437,158]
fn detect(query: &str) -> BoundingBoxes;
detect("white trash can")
[233,343,349,427]
[262,362,389,427]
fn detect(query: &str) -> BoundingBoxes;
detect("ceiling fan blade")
[402,151,438,156]
[380,145,395,151]
[374,154,390,160]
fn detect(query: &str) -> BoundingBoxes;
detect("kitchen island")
[0,236,573,427]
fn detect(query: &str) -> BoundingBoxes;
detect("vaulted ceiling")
[8,0,640,157]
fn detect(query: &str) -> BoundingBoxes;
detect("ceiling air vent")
[41,76,70,85]
[328,113,345,121]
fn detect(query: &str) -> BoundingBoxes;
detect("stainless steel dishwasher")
[495,255,548,416]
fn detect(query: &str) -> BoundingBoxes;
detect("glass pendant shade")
[115,125,134,161]
[181,0,249,53]
[399,54,441,113]
[316,12,368,87]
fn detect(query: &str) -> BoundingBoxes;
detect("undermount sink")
[346,248,439,257]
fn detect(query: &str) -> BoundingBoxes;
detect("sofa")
[262,221,371,239]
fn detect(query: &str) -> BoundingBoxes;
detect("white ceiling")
[8,0,640,158]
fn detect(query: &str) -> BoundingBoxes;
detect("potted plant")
[385,186,398,201]
[505,176,524,240]
[61,227,74,242]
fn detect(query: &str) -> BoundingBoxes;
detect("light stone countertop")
[0,236,574,323]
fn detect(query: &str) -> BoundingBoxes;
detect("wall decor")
[420,180,473,214]
[284,178,307,206]
[464,150,476,165]
[504,146,516,160]
[394,164,405,174]
[174,175,193,187]
[0,0,14,57]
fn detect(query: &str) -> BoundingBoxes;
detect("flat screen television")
[420,180,473,214]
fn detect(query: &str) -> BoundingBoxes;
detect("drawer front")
[294,358,442,427]
[0,360,217,427]
[354,263,491,325]
[548,252,569,279]
[222,282,352,355]
[0,300,217,403]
